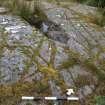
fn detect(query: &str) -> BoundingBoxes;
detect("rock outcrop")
[0,1,105,105]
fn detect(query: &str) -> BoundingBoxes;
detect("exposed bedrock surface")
[0,1,105,105]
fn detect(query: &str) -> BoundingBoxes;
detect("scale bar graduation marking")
[67,97,79,100]
[22,96,34,100]
[22,96,79,101]
[45,97,57,100]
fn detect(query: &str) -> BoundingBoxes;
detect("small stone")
[49,47,52,50]
[2,18,5,22]
[11,30,19,34]
[42,23,49,33]
[61,23,64,26]
[5,27,11,32]
[1,21,8,25]
[56,14,61,17]
[0,7,8,14]
[77,23,81,27]
[83,85,93,96]
[35,44,38,47]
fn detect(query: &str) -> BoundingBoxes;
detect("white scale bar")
[67,97,79,100]
[22,96,34,100]
[45,97,57,100]
[22,96,79,101]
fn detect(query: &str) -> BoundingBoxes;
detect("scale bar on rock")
[22,96,79,101]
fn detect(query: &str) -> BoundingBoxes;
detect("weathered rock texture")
[0,1,105,105]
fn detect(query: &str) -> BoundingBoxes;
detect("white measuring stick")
[22,96,79,101]
[22,96,34,100]
[67,97,79,100]
[45,97,57,100]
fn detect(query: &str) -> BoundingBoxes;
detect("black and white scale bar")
[22,96,79,101]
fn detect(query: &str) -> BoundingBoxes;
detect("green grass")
[86,0,105,8]
[70,0,105,26]
[94,9,105,26]
[26,103,32,105]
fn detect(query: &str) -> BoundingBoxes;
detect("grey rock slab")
[54,42,69,68]
[77,85,94,101]
[69,65,95,79]
[0,14,39,84]
[67,2,97,17]
[69,65,98,86]
[0,47,30,84]
[18,101,41,105]
[40,2,105,58]
[48,80,61,96]
[60,70,74,87]
[0,3,104,102]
